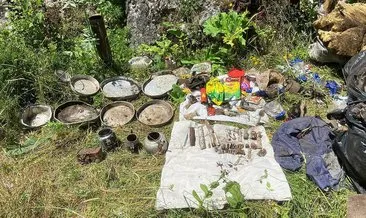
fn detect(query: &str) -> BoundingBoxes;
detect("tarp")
[155,121,292,210]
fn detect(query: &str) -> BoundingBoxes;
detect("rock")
[126,0,220,46]
[44,0,60,7]
[172,67,190,77]
[314,3,366,57]
[77,147,105,164]
[128,56,153,70]
[322,0,339,14]
[191,62,212,74]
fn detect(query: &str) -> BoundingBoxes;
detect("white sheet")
[155,121,292,210]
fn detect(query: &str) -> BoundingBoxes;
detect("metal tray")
[100,101,135,127]
[142,70,178,99]
[70,75,100,96]
[54,101,99,125]
[100,76,141,101]
[136,100,174,127]
[21,104,52,128]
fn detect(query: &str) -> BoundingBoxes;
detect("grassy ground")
[0,1,358,217]
[0,76,357,217]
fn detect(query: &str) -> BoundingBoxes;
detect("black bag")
[343,51,366,102]
[334,51,366,192]
[334,102,366,190]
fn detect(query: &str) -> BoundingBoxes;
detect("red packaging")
[200,88,208,103]
[228,68,245,78]
[207,104,216,116]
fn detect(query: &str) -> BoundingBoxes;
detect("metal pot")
[100,76,141,101]
[98,127,120,152]
[143,132,168,155]
[100,101,135,127]
[136,100,174,127]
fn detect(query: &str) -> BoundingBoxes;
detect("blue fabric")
[325,81,339,96]
[272,117,339,190]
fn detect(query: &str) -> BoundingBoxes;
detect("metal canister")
[98,127,120,152]
[125,133,140,154]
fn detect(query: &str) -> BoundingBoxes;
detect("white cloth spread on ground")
[155,121,292,210]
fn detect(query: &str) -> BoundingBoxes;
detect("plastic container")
[264,100,286,120]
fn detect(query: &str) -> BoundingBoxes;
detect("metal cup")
[125,133,140,154]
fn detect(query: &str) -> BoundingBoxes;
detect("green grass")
[0,129,355,218]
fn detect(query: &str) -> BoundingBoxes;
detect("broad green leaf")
[192,190,203,205]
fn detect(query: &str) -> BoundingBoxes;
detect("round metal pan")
[70,75,100,96]
[136,100,174,127]
[100,76,141,101]
[54,101,99,125]
[21,104,52,128]
[142,70,178,99]
[100,101,135,127]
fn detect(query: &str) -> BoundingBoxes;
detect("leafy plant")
[182,47,228,75]
[192,182,217,209]
[223,181,245,209]
[5,135,49,156]
[7,0,45,46]
[169,85,186,106]
[203,11,254,47]
[191,172,245,210]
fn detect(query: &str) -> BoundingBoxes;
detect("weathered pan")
[142,70,178,99]
[100,76,141,101]
[100,101,135,127]
[136,100,174,127]
[54,101,99,125]
[70,75,100,96]
[21,104,52,128]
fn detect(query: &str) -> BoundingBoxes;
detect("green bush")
[203,11,254,48]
